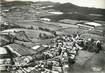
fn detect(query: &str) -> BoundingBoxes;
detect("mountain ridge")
[49,3,105,16]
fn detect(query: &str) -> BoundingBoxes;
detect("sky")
[3,0,105,9]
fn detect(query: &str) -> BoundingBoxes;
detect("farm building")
[48,11,63,15]
[41,18,51,22]
[31,44,49,53]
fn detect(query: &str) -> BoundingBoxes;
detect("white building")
[48,11,63,15]
[41,18,51,22]
[31,45,40,50]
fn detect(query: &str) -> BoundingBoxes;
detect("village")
[0,20,104,73]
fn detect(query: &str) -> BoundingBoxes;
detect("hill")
[50,3,105,16]
[43,3,105,21]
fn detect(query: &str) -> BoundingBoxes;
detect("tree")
[30,26,34,29]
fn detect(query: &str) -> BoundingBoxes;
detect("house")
[31,45,49,53]
[48,11,63,15]
[41,18,51,22]
[31,45,40,50]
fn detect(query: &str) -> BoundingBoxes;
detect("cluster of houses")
[0,19,103,73]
